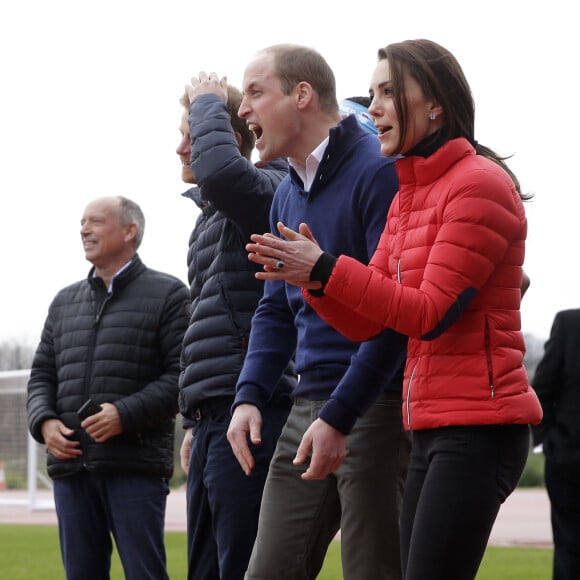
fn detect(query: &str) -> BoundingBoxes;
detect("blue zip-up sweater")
[234,115,407,433]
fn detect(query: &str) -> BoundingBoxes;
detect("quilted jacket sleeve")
[27,299,60,443]
[189,94,287,239]
[305,166,524,341]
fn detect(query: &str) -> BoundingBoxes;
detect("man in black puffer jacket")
[175,72,297,580]
[27,195,189,580]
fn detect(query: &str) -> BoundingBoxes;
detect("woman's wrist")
[309,252,337,296]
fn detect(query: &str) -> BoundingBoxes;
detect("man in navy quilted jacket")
[175,72,297,580]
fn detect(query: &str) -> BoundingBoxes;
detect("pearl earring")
[429,112,436,120]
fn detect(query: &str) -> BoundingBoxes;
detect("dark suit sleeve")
[531,311,566,445]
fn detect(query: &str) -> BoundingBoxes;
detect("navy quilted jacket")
[178,94,297,424]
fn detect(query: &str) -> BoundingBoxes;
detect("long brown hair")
[379,39,528,199]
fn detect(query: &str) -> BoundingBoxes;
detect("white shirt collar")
[289,137,329,192]
[93,259,133,293]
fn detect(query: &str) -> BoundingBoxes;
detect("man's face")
[176,109,196,184]
[238,53,301,162]
[80,198,132,268]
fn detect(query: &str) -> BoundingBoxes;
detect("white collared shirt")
[289,137,329,192]
[93,259,133,293]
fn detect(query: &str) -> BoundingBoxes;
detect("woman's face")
[368,59,441,156]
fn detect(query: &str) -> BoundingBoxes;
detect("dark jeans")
[545,459,580,580]
[186,398,289,580]
[53,470,169,580]
[401,424,530,580]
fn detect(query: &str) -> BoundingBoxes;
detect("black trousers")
[401,424,530,580]
[545,459,580,580]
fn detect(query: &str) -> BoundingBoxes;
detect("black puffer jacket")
[178,94,296,423]
[27,255,190,479]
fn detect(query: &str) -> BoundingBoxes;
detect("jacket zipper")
[484,316,495,398]
[86,291,111,398]
[406,358,419,428]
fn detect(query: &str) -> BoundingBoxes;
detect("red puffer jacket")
[305,138,542,431]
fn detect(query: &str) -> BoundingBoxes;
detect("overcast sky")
[1,0,576,347]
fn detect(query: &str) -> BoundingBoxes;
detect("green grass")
[0,525,187,579]
[317,541,553,580]
[0,524,552,579]
[475,546,552,580]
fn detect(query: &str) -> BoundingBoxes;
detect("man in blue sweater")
[227,44,410,580]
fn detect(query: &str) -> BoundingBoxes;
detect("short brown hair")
[259,44,338,115]
[180,85,255,160]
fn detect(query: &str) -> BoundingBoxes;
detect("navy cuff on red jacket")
[308,252,337,297]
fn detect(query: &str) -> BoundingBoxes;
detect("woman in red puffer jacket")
[244,39,542,580]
